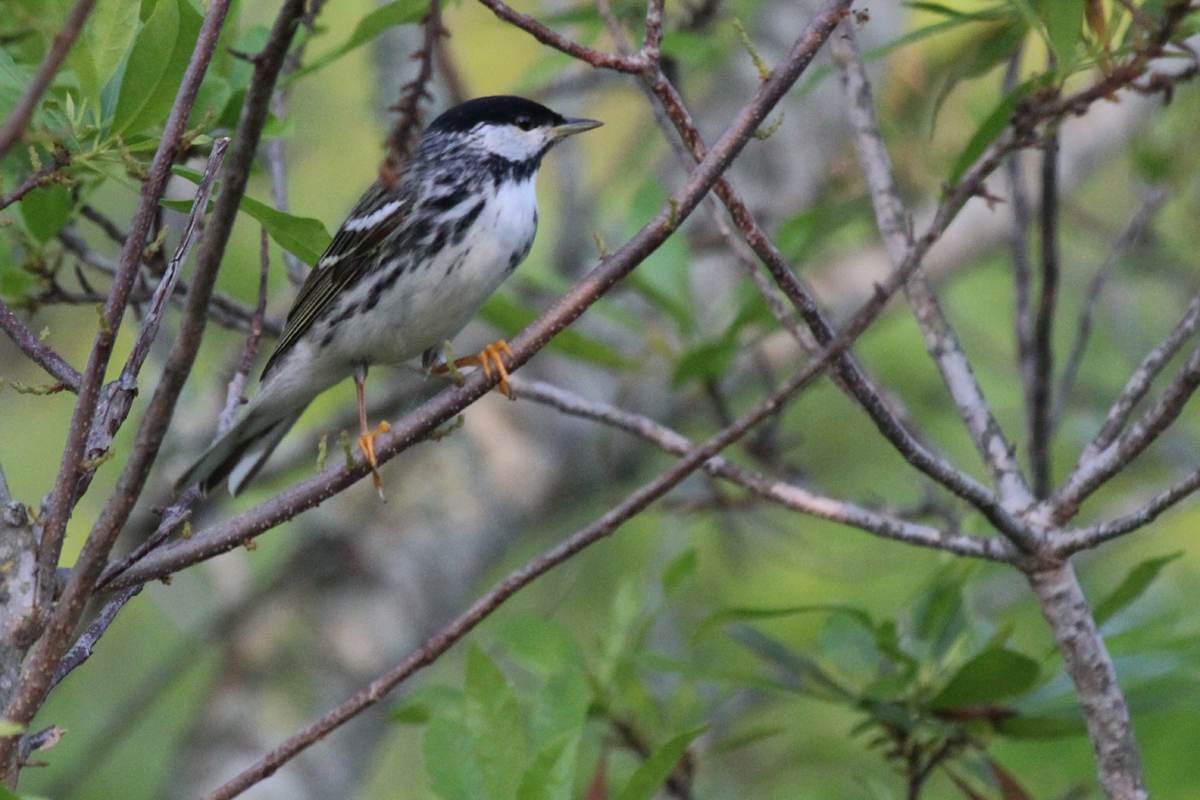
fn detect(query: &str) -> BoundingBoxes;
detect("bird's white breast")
[328,176,539,367]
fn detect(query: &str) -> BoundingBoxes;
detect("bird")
[176,95,602,496]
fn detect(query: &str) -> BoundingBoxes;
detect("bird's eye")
[515,116,534,131]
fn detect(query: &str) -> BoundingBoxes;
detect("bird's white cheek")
[477,125,548,160]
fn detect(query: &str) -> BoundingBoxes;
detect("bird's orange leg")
[354,367,389,493]
[435,340,515,397]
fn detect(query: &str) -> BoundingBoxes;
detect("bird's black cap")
[426,95,567,134]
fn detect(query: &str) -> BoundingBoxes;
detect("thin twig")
[1054,186,1168,425]
[473,0,650,73]
[380,0,444,188]
[510,378,1012,561]
[46,585,140,692]
[1051,337,1200,523]
[831,21,1035,516]
[1057,464,1200,555]
[0,147,71,211]
[1029,126,1061,499]
[268,0,328,287]
[0,299,81,392]
[56,229,283,336]
[65,138,231,511]
[1084,291,1200,461]
[219,227,272,433]
[0,0,282,774]
[0,0,99,159]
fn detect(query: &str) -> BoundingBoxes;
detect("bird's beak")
[552,117,603,140]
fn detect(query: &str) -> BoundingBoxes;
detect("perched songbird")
[177,96,602,496]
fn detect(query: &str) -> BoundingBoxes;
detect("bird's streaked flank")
[177,96,601,496]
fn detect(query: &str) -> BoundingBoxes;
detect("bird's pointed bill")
[553,117,603,140]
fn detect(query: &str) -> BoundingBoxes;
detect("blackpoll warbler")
[178,96,602,496]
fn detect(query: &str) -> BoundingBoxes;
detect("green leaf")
[19,183,73,242]
[1036,0,1084,71]
[695,604,874,641]
[930,648,1040,709]
[111,0,179,135]
[0,719,24,737]
[479,291,637,370]
[425,711,486,800]
[516,735,573,800]
[168,165,333,265]
[910,565,971,660]
[239,195,331,266]
[671,334,739,387]
[1094,552,1184,628]
[949,83,1027,184]
[611,726,707,800]
[995,709,1087,739]
[661,548,697,596]
[389,685,463,724]
[0,49,31,120]
[464,645,527,800]
[728,625,855,701]
[494,617,586,678]
[87,0,143,95]
[289,0,428,82]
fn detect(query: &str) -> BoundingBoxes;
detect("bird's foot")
[359,420,391,497]
[436,340,515,398]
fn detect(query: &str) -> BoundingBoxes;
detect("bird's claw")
[435,340,515,398]
[359,420,391,497]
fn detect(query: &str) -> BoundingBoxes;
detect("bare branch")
[380,0,444,187]
[1058,465,1200,555]
[1027,564,1147,800]
[0,147,71,211]
[639,44,1024,537]
[46,585,140,692]
[29,0,236,620]
[0,0,288,773]
[1055,186,1168,425]
[1051,337,1200,522]
[0,0,99,159]
[831,20,1035,516]
[510,378,1015,562]
[215,232,271,435]
[1029,126,1061,498]
[473,0,651,73]
[0,299,81,392]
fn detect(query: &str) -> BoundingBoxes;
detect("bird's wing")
[262,182,414,378]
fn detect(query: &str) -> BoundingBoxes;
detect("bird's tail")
[175,405,308,497]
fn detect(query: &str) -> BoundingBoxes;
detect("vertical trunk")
[1027,561,1148,800]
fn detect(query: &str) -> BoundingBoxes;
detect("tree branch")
[28,0,234,617]
[1029,126,1061,498]
[1054,186,1168,426]
[831,20,1035,518]
[1027,563,1147,800]
[0,299,81,392]
[510,378,1014,562]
